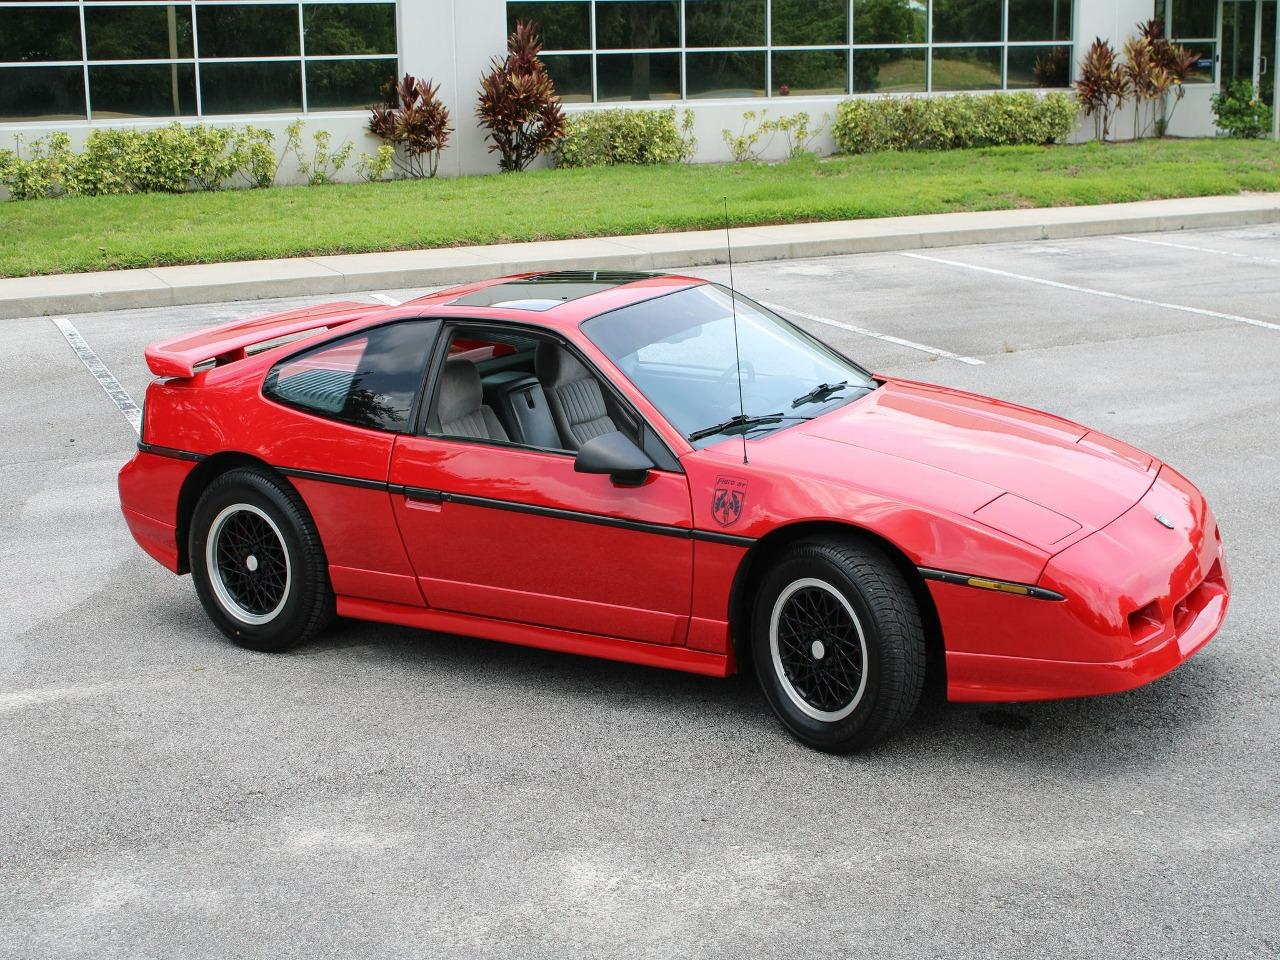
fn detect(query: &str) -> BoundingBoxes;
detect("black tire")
[750,537,926,753]
[189,467,334,653]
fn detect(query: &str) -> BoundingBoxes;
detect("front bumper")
[938,465,1229,703]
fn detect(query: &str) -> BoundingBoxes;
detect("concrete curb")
[4,192,1278,319]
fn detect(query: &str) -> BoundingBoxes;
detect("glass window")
[90,63,197,118]
[1008,0,1073,42]
[772,50,848,96]
[200,60,302,114]
[771,0,848,46]
[540,53,593,101]
[266,322,439,433]
[1182,42,1216,82]
[1006,44,1071,87]
[583,285,872,448]
[597,52,682,100]
[304,4,397,56]
[306,58,398,111]
[685,0,767,48]
[0,66,85,120]
[686,50,767,97]
[196,4,300,59]
[596,1,680,49]
[931,46,1002,90]
[932,0,1003,43]
[1170,0,1217,38]
[85,6,194,61]
[853,0,928,45]
[507,1,591,50]
[0,7,83,62]
[853,48,926,93]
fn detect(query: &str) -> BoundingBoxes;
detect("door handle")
[1261,55,1269,76]
[398,486,442,504]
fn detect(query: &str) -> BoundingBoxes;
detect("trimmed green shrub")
[1,123,286,200]
[1211,81,1273,138]
[557,107,696,168]
[832,92,1079,155]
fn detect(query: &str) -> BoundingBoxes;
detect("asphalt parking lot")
[2,225,1278,959]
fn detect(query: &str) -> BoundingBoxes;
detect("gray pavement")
[2,225,1279,959]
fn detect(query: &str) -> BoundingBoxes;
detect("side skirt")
[337,596,732,678]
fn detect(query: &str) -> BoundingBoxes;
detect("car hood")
[785,378,1159,546]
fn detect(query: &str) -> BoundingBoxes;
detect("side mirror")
[574,431,655,487]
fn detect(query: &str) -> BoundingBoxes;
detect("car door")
[388,323,694,646]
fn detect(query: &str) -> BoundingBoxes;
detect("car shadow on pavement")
[290,613,1229,770]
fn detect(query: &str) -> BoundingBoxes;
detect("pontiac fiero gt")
[119,271,1229,751]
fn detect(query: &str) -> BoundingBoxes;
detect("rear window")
[264,320,439,432]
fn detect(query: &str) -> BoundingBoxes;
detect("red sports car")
[119,271,1229,752]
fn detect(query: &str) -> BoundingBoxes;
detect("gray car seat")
[534,343,617,450]
[436,359,509,441]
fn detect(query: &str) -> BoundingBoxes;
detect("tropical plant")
[1140,19,1200,135]
[368,74,453,178]
[475,21,566,172]
[1211,81,1274,138]
[1121,35,1171,139]
[1075,37,1130,141]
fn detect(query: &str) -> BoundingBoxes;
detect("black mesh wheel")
[189,467,333,652]
[751,537,926,753]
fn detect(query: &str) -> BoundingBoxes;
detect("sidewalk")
[4,192,1278,320]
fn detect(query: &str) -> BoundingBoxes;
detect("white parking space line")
[1118,234,1280,266]
[899,252,1280,333]
[755,298,985,366]
[51,318,143,435]
[370,293,402,306]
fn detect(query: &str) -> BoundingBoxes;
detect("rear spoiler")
[144,301,376,378]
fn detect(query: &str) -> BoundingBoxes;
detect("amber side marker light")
[918,567,1065,601]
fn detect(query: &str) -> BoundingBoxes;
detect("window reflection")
[773,50,849,96]
[685,0,767,48]
[931,47,1002,91]
[1006,45,1072,88]
[90,63,197,118]
[932,0,1003,43]
[86,6,194,61]
[686,51,767,98]
[854,48,926,94]
[596,1,680,49]
[853,0,927,45]
[771,0,848,46]
[598,52,682,100]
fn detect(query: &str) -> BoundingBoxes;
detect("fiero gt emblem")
[712,477,748,527]
[1154,513,1176,530]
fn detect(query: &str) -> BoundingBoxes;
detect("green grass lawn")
[2,138,1278,278]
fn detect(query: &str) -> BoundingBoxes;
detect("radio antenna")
[723,196,748,466]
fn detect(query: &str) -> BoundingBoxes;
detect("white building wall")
[0,0,1227,185]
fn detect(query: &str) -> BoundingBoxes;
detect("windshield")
[582,284,874,447]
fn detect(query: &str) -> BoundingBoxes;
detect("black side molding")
[137,442,206,462]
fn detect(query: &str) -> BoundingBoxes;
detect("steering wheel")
[716,360,756,391]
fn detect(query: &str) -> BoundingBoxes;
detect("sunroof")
[448,270,653,311]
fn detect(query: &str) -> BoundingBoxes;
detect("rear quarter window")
[264,320,439,431]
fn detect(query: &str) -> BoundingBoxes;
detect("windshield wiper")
[791,380,850,408]
[688,412,809,442]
